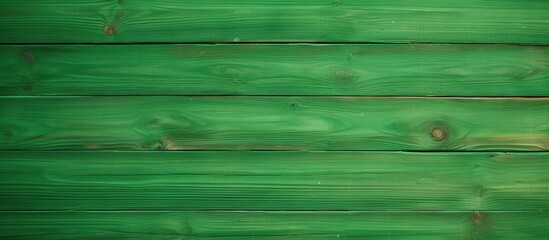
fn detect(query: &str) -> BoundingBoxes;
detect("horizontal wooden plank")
[1,97,547,151]
[0,151,547,211]
[1,44,548,96]
[0,1,548,44]
[0,211,547,239]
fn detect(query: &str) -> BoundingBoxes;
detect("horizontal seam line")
[0,210,546,213]
[1,96,549,99]
[0,42,547,46]
[0,150,547,153]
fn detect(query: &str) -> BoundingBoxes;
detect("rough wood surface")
[1,97,547,151]
[0,0,548,44]
[0,211,547,239]
[0,151,547,211]
[1,44,547,96]
[1,1,548,237]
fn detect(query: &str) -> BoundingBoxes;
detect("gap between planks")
[0,42,547,46]
[0,210,545,213]
[1,96,548,99]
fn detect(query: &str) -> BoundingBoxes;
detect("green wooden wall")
[0,1,548,239]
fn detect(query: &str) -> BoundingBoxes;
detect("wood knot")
[21,49,35,65]
[221,67,242,79]
[289,102,298,110]
[477,185,484,197]
[473,211,484,225]
[21,78,33,91]
[147,117,160,126]
[4,130,13,139]
[154,141,166,150]
[184,222,193,235]
[104,25,115,36]
[333,70,357,85]
[431,127,446,141]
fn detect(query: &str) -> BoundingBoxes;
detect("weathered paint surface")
[0,0,548,239]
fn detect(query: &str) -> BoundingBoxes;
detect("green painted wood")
[1,97,547,151]
[0,211,547,239]
[1,44,548,96]
[0,151,547,211]
[0,0,548,44]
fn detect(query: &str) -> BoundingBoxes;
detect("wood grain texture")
[0,151,547,211]
[0,0,548,44]
[1,97,547,151]
[1,44,548,96]
[0,211,547,239]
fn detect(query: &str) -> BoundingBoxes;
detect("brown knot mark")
[431,127,446,141]
[473,211,484,225]
[104,25,115,36]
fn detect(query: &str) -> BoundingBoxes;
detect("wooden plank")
[1,44,548,96]
[0,1,547,44]
[0,97,547,151]
[0,211,547,239]
[0,151,546,211]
